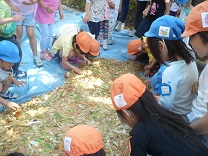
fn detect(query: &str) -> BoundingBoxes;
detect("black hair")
[147,37,194,65]
[7,152,25,156]
[83,148,106,156]
[117,89,208,154]
[197,31,208,45]
[72,35,81,51]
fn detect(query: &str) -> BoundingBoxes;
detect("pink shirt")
[10,0,36,15]
[35,0,60,24]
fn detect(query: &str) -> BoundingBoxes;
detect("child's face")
[189,34,208,58]
[0,60,14,70]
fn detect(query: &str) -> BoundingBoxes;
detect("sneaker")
[33,56,43,67]
[129,29,136,37]
[115,21,125,31]
[102,39,108,50]
[14,70,27,79]
[0,90,19,99]
[108,38,113,45]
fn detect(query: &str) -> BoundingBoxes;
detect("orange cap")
[76,32,91,52]
[88,38,100,56]
[110,74,146,110]
[127,39,143,55]
[182,1,208,37]
[64,125,103,156]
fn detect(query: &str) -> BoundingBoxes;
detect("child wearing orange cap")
[181,1,208,146]
[127,38,159,77]
[52,31,91,75]
[110,74,208,156]
[64,125,105,156]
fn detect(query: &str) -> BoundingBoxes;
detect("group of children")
[1,0,208,155]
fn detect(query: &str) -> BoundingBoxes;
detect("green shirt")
[0,0,16,38]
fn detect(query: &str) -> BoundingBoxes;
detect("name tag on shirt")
[158,83,171,96]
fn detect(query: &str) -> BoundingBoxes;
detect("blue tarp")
[7,8,135,107]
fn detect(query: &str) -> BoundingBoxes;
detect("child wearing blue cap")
[0,0,27,78]
[144,15,198,122]
[0,40,26,111]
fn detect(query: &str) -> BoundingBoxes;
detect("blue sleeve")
[158,69,182,110]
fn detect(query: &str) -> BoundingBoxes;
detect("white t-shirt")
[0,68,12,83]
[187,64,208,123]
[158,60,198,120]
[170,2,180,12]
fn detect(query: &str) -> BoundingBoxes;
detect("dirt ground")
[0,58,146,156]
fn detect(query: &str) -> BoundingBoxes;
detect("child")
[83,0,105,39]
[98,0,111,50]
[0,0,27,79]
[178,0,193,23]
[129,0,150,37]
[35,0,64,60]
[144,15,198,121]
[51,31,91,75]
[181,1,208,146]
[84,38,100,60]
[64,125,105,156]
[6,0,43,67]
[108,0,121,44]
[135,0,171,38]
[169,1,181,16]
[114,0,130,31]
[127,38,158,77]
[110,74,208,155]
[0,40,26,111]
[127,39,150,65]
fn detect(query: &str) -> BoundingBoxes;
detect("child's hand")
[143,79,151,85]
[144,70,150,77]
[45,6,53,14]
[83,14,90,24]
[12,14,24,22]
[7,102,20,110]
[59,12,64,20]
[22,0,38,5]
[144,64,152,70]
[143,8,149,17]
[74,67,82,75]
[83,56,91,64]
[192,81,199,95]
[13,79,26,88]
[128,57,136,61]
[108,1,115,9]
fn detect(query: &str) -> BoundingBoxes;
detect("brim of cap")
[128,51,138,55]
[80,46,90,53]
[89,51,100,56]
[181,29,197,37]
[144,31,155,38]
[177,0,188,4]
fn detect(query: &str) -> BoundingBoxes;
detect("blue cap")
[144,15,184,40]
[0,40,20,63]
[175,0,188,4]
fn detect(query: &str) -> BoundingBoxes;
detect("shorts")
[16,13,36,27]
[55,50,61,59]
